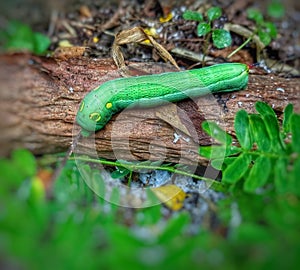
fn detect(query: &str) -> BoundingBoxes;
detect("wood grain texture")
[0,53,299,165]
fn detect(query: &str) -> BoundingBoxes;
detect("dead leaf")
[79,5,92,18]
[112,26,180,71]
[151,184,187,211]
[155,104,192,137]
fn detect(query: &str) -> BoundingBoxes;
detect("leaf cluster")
[200,102,300,194]
[183,7,232,49]
[246,8,278,46]
[0,20,51,54]
[0,151,196,269]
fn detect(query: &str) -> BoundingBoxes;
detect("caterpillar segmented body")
[76,63,249,136]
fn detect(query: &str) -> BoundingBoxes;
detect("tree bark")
[0,53,299,165]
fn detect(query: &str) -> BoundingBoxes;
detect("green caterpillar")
[76,63,249,136]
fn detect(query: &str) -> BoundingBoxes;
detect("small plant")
[0,20,51,54]
[183,7,232,62]
[200,102,300,194]
[246,8,278,47]
[183,6,279,60]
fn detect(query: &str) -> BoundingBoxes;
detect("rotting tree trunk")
[0,53,299,165]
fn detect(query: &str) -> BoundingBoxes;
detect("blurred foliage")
[0,20,50,54]
[246,8,278,46]
[1,125,300,269]
[267,0,285,19]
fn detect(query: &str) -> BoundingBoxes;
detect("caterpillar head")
[76,92,114,137]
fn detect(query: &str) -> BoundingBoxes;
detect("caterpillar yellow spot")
[79,101,85,112]
[106,102,113,109]
[89,112,101,122]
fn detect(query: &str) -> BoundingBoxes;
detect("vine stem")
[69,156,227,192]
[227,34,254,59]
[201,32,211,66]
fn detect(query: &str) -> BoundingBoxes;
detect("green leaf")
[231,223,272,243]
[199,145,221,159]
[12,149,36,178]
[274,158,288,193]
[158,212,190,243]
[263,21,277,39]
[223,157,237,167]
[226,146,242,156]
[255,102,283,152]
[255,101,276,117]
[0,159,24,188]
[291,114,300,153]
[207,7,222,21]
[199,145,241,159]
[234,110,252,150]
[136,204,162,225]
[2,20,50,54]
[264,114,284,152]
[258,30,271,46]
[202,121,232,146]
[212,29,232,49]
[247,8,264,24]
[182,10,203,21]
[88,170,106,198]
[244,156,271,193]
[283,103,294,133]
[33,32,51,54]
[211,155,242,170]
[6,23,35,51]
[290,158,300,196]
[222,153,251,184]
[211,159,224,170]
[197,22,211,36]
[249,114,271,152]
[267,1,285,19]
[111,167,130,179]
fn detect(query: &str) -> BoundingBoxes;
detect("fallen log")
[0,53,299,166]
